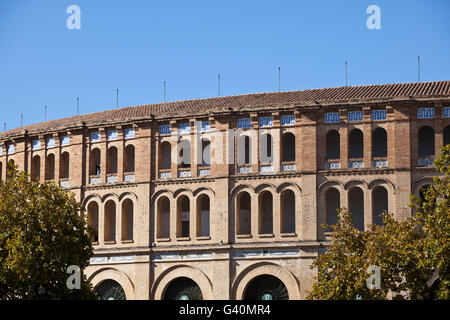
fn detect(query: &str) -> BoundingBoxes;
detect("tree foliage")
[0,162,96,299]
[308,145,450,300]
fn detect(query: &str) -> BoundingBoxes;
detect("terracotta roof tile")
[1,80,449,140]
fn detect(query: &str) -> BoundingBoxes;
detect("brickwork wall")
[0,100,449,300]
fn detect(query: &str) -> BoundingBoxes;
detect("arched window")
[237,192,251,235]
[104,200,116,242]
[177,195,190,238]
[259,191,273,234]
[443,125,450,146]
[237,135,251,165]
[243,275,289,300]
[163,277,203,300]
[260,134,273,163]
[90,148,101,175]
[107,147,118,174]
[201,139,211,166]
[160,142,171,170]
[281,190,295,233]
[349,187,364,231]
[31,155,41,182]
[124,145,135,173]
[282,133,295,162]
[121,199,133,241]
[349,129,363,159]
[87,202,99,242]
[45,154,55,181]
[372,186,387,226]
[60,152,69,179]
[419,185,431,204]
[325,188,340,229]
[197,194,210,237]
[7,160,15,179]
[178,140,191,168]
[157,196,170,239]
[96,280,126,300]
[326,130,340,160]
[418,126,435,156]
[372,128,387,158]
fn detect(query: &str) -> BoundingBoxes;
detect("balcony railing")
[60,179,69,188]
[325,161,340,170]
[159,169,171,179]
[237,165,252,174]
[281,161,296,172]
[89,175,100,185]
[124,172,135,182]
[198,167,211,177]
[372,158,388,168]
[178,168,192,178]
[348,159,364,169]
[106,175,118,184]
[418,157,434,167]
[259,164,274,174]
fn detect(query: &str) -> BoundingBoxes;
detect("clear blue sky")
[0,0,449,131]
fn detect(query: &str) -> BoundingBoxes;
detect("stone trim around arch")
[368,178,396,193]
[88,267,135,300]
[317,180,345,197]
[413,177,435,197]
[231,262,300,300]
[151,265,214,300]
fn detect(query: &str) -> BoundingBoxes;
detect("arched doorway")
[243,275,289,300]
[348,187,364,231]
[163,277,203,300]
[95,280,126,300]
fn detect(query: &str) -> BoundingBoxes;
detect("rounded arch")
[318,180,344,196]
[230,184,255,200]
[118,191,138,203]
[413,177,435,197]
[151,189,174,204]
[88,267,135,300]
[254,183,277,194]
[348,128,364,159]
[82,194,102,208]
[344,180,368,191]
[444,125,450,146]
[326,129,340,160]
[151,265,213,300]
[276,182,302,195]
[281,132,295,162]
[231,262,300,300]
[368,178,396,193]
[418,125,435,156]
[101,193,120,203]
[193,187,215,198]
[173,188,194,199]
[124,144,135,173]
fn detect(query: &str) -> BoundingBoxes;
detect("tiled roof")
[1,80,449,140]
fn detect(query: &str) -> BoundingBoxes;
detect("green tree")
[308,145,450,300]
[0,162,96,300]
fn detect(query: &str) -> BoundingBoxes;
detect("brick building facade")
[0,80,449,300]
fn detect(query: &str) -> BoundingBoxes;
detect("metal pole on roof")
[345,61,348,87]
[44,105,47,121]
[164,81,166,102]
[77,97,79,115]
[418,56,421,82]
[116,89,119,108]
[3,122,6,131]
[218,74,221,97]
[278,67,280,92]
